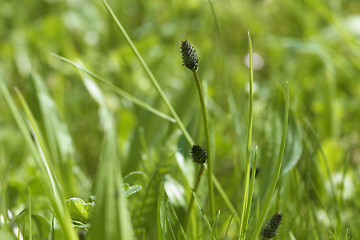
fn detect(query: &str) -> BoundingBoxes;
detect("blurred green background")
[1,0,360,239]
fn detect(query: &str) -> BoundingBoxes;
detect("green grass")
[1,0,360,239]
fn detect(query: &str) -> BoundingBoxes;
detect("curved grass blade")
[51,53,175,124]
[89,127,133,239]
[242,146,258,238]
[191,190,217,239]
[85,77,133,239]
[31,72,76,197]
[100,0,240,228]
[210,211,221,240]
[98,1,194,144]
[28,188,32,240]
[239,31,254,239]
[0,81,77,239]
[224,213,236,240]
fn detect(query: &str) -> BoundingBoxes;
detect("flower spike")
[180,40,199,71]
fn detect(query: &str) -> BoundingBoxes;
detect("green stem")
[28,187,32,240]
[102,0,194,146]
[192,70,215,222]
[102,0,237,230]
[184,165,205,231]
[239,31,254,239]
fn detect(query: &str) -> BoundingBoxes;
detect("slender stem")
[239,31,254,239]
[102,0,194,146]
[246,32,254,177]
[51,54,176,124]
[244,146,258,237]
[192,70,215,222]
[28,187,32,240]
[184,165,205,230]
[102,0,238,230]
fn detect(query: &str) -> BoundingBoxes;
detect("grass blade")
[210,210,221,240]
[101,0,193,145]
[239,31,254,239]
[31,72,75,197]
[224,213,236,240]
[100,0,240,228]
[250,81,289,240]
[88,85,133,239]
[158,183,187,240]
[51,53,176,123]
[28,188,32,240]
[0,81,77,239]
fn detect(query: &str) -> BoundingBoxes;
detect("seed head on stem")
[180,40,199,71]
[261,212,283,239]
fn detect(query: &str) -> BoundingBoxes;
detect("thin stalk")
[239,31,254,239]
[0,82,78,240]
[188,164,242,226]
[102,0,193,145]
[0,157,8,232]
[250,82,289,240]
[51,54,176,123]
[28,187,32,240]
[102,0,237,228]
[243,146,258,237]
[184,165,205,230]
[192,70,215,222]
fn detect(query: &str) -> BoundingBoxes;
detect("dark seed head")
[261,212,282,239]
[180,40,199,71]
[190,145,207,164]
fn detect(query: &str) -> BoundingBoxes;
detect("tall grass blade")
[100,0,238,225]
[28,188,32,240]
[192,190,214,238]
[243,146,258,236]
[250,82,289,240]
[101,0,193,145]
[210,210,221,240]
[157,183,165,240]
[88,86,133,239]
[0,81,77,239]
[31,72,75,197]
[224,213,236,240]
[239,31,254,239]
[51,53,176,123]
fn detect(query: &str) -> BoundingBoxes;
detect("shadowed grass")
[250,81,289,240]
[0,81,78,240]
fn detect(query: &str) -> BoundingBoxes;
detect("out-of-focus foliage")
[1,0,360,239]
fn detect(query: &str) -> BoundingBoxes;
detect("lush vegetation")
[1,0,359,239]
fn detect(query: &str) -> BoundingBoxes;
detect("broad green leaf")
[65,197,94,223]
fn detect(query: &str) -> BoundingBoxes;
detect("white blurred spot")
[164,175,186,207]
[326,172,354,200]
[84,30,99,45]
[316,209,331,227]
[245,80,259,95]
[245,52,264,71]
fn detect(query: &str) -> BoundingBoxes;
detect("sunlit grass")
[0,0,359,239]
